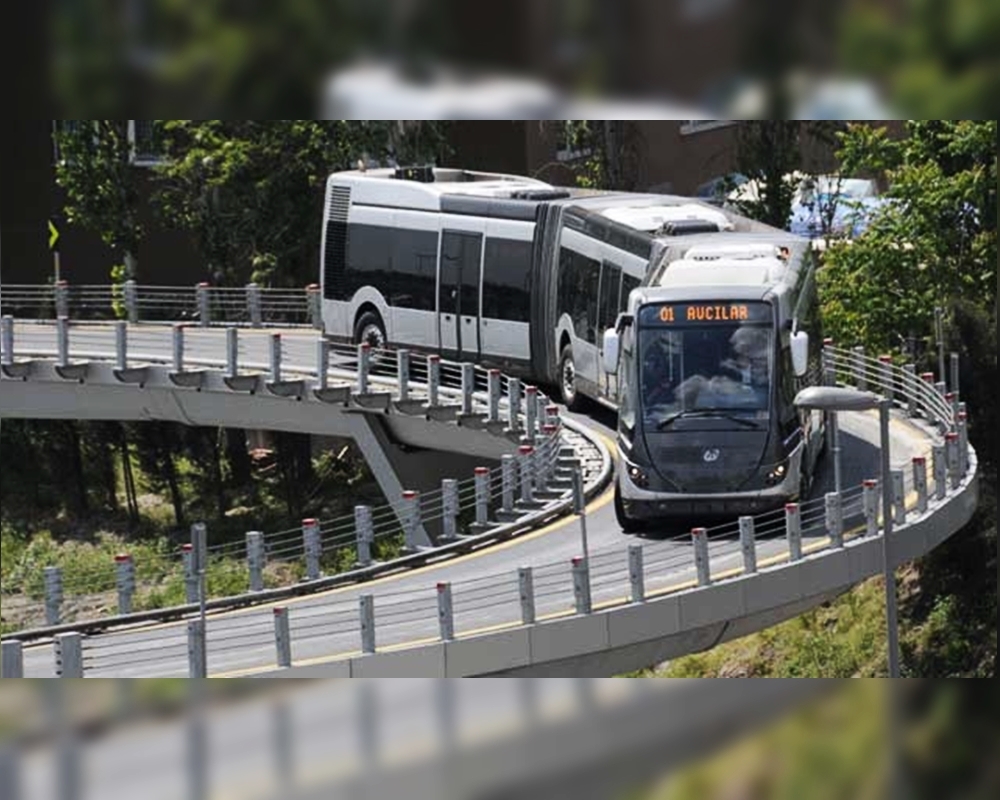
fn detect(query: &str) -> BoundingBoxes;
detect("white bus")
[319,166,823,525]
[320,165,751,408]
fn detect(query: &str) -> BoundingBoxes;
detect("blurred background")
[3,0,998,119]
[0,679,998,800]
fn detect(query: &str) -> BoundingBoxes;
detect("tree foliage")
[53,120,144,278]
[154,120,448,286]
[820,121,997,355]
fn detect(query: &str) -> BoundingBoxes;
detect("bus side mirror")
[602,328,620,374]
[790,331,809,377]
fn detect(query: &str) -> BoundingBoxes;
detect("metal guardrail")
[0,317,612,641]
[0,315,973,678]
[0,281,320,327]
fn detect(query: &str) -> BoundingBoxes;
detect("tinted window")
[482,238,532,322]
[440,231,482,318]
[557,246,601,344]
[345,223,392,297]
[392,228,439,311]
[598,262,621,334]
[620,273,641,312]
[323,219,348,300]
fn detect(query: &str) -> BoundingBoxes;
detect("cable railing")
[0,281,319,328]
[0,318,602,636]
[0,313,974,677]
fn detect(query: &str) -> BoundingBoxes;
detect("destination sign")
[640,302,771,326]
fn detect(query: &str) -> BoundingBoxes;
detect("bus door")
[438,229,483,360]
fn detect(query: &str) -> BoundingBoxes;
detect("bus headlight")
[626,464,649,489]
[765,463,787,486]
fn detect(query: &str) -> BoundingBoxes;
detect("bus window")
[620,273,641,313]
[323,217,348,301]
[346,223,392,297]
[482,238,532,322]
[391,228,438,311]
[558,246,600,344]
[598,262,622,336]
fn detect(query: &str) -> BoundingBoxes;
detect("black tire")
[353,310,386,351]
[614,481,645,534]
[559,344,584,411]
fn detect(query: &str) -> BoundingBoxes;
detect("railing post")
[172,323,185,373]
[356,343,370,394]
[247,283,262,328]
[540,424,558,480]
[359,594,376,654]
[628,544,645,603]
[546,404,561,431]
[692,528,711,586]
[913,457,928,515]
[487,369,501,422]
[878,355,894,402]
[437,582,455,641]
[863,479,879,537]
[44,566,63,626]
[518,445,535,505]
[269,333,283,384]
[54,632,83,678]
[473,467,490,526]
[441,478,459,541]
[739,516,757,574]
[427,355,440,406]
[949,351,960,395]
[934,306,946,383]
[500,454,516,515]
[525,385,538,438]
[355,505,373,567]
[932,445,947,501]
[182,543,198,604]
[919,372,935,419]
[785,503,803,561]
[273,607,292,668]
[196,282,210,327]
[306,284,322,329]
[1,639,24,678]
[55,280,69,319]
[402,491,421,552]
[518,567,536,624]
[957,411,969,478]
[315,338,329,390]
[247,531,265,592]
[187,619,206,678]
[461,363,475,415]
[124,279,139,323]
[852,345,866,390]
[572,557,592,614]
[226,326,239,378]
[302,518,321,581]
[825,492,844,548]
[891,470,906,525]
[115,320,128,371]
[56,316,70,368]
[115,553,135,616]
[945,432,960,491]
[397,349,410,401]
[904,364,917,417]
[507,377,522,433]
[0,315,13,366]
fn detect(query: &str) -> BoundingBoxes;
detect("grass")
[650,576,893,678]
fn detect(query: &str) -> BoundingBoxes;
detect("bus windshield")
[637,303,773,428]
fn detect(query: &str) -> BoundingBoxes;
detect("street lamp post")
[794,386,901,678]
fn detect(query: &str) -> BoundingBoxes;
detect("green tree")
[820,121,996,354]
[820,120,996,678]
[155,120,447,286]
[53,120,145,281]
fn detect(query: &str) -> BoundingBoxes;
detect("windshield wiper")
[657,409,762,430]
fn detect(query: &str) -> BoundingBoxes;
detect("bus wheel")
[354,311,386,351]
[614,482,644,534]
[559,345,583,410]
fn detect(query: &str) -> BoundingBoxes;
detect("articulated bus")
[319,166,822,525]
